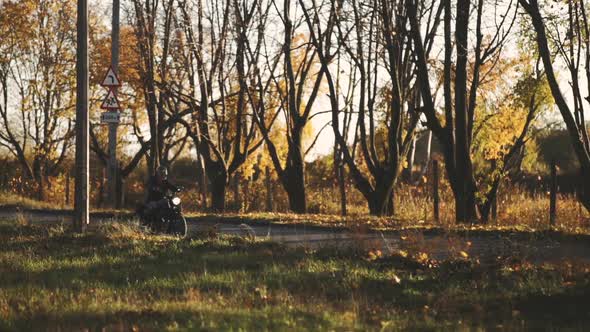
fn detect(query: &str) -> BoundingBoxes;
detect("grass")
[0,191,63,210]
[0,220,589,331]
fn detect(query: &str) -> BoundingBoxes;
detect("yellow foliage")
[477,103,528,161]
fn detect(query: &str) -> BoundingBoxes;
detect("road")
[191,220,590,264]
[2,208,590,264]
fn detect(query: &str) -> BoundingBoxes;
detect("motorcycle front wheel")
[167,215,188,238]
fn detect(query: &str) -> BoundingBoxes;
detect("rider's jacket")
[146,176,178,203]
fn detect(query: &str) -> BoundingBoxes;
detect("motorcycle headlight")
[172,197,181,206]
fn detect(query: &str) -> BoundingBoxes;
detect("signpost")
[101,0,121,208]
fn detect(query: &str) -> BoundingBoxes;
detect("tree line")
[1,0,590,223]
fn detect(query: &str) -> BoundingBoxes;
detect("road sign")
[101,111,121,124]
[101,66,121,87]
[100,89,121,109]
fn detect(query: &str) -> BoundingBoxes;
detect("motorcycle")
[139,187,188,237]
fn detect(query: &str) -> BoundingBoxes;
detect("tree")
[130,0,198,179]
[519,0,590,212]
[471,61,552,221]
[247,0,327,213]
[408,0,518,222]
[300,0,441,215]
[0,0,78,200]
[173,0,270,211]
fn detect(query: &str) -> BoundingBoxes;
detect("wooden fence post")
[550,159,557,226]
[233,173,241,212]
[65,175,70,206]
[433,160,440,223]
[491,159,498,222]
[265,166,273,212]
[491,194,498,221]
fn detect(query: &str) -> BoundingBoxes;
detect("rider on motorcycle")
[143,165,178,216]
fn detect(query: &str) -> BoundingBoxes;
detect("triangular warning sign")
[100,90,121,110]
[101,66,121,87]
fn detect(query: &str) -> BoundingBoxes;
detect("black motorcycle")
[139,188,188,237]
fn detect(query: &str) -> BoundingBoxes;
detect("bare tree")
[175,0,268,211]
[300,0,441,215]
[0,0,77,200]
[519,0,590,212]
[248,0,327,213]
[408,0,517,222]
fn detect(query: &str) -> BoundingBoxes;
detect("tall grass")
[202,180,590,233]
[0,190,64,210]
[2,173,589,234]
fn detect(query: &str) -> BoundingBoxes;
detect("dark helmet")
[156,165,168,180]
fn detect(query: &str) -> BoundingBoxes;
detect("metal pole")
[108,0,120,208]
[74,0,89,232]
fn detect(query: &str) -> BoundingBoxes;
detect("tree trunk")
[387,190,395,216]
[209,165,228,213]
[437,138,478,224]
[196,154,208,210]
[404,136,417,183]
[32,160,45,201]
[337,162,347,216]
[265,166,273,212]
[37,175,45,202]
[454,0,476,224]
[368,192,390,216]
[480,159,500,223]
[233,173,241,212]
[281,126,307,213]
[65,174,70,206]
[98,168,105,208]
[421,131,433,177]
[453,184,478,223]
[576,171,590,212]
[243,176,250,212]
[366,179,396,216]
[284,167,306,213]
[480,191,496,223]
[115,169,123,209]
[207,162,229,212]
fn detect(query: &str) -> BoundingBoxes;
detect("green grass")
[0,221,589,331]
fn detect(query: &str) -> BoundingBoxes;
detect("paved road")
[3,209,590,264]
[190,220,590,264]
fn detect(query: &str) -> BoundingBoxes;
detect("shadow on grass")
[1,222,589,331]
